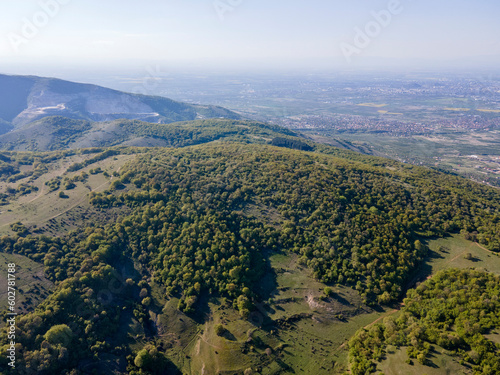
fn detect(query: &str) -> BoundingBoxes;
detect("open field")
[421,234,500,277]
[0,153,136,236]
[0,252,54,313]
[379,345,471,375]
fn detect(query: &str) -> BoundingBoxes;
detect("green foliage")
[88,144,500,303]
[44,324,73,346]
[45,177,62,192]
[215,324,226,336]
[269,137,314,151]
[10,221,29,236]
[349,269,500,375]
[131,344,176,374]
[236,295,252,317]
[1,142,500,372]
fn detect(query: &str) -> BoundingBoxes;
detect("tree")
[44,324,73,346]
[378,291,391,305]
[237,295,252,318]
[215,324,226,336]
[133,345,174,374]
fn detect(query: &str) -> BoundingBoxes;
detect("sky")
[1,0,500,75]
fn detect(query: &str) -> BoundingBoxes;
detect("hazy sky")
[1,0,500,74]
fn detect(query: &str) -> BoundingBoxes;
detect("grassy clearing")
[0,252,54,313]
[379,345,471,375]
[422,234,500,277]
[0,153,136,236]
[140,252,393,374]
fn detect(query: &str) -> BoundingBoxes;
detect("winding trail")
[476,243,495,254]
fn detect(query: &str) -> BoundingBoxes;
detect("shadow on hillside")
[255,249,279,301]
[424,349,441,369]
[331,293,352,307]
[189,293,212,325]
[404,242,447,291]
[222,330,237,341]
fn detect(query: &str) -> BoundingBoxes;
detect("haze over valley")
[1,1,500,374]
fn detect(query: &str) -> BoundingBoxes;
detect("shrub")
[215,324,226,336]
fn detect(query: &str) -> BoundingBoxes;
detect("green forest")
[349,268,500,374]
[1,138,500,374]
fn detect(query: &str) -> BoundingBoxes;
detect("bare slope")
[0,74,240,129]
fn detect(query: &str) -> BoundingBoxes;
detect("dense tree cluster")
[349,268,500,375]
[269,137,314,151]
[89,144,500,302]
[1,142,500,372]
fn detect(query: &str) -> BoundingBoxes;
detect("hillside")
[0,74,240,132]
[0,141,499,374]
[0,117,297,151]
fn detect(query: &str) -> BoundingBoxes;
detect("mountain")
[1,75,499,375]
[1,140,499,374]
[0,74,240,132]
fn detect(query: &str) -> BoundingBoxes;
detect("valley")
[1,0,500,373]
[0,75,499,375]
[0,123,499,373]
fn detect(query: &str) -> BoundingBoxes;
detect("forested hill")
[0,117,298,151]
[0,141,499,373]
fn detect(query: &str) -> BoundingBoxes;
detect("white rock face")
[1,74,237,131]
[13,85,160,126]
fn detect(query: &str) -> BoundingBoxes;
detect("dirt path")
[196,338,201,355]
[39,179,111,223]
[445,243,494,264]
[476,243,495,254]
[448,251,466,264]
[363,308,400,330]
[27,185,46,203]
